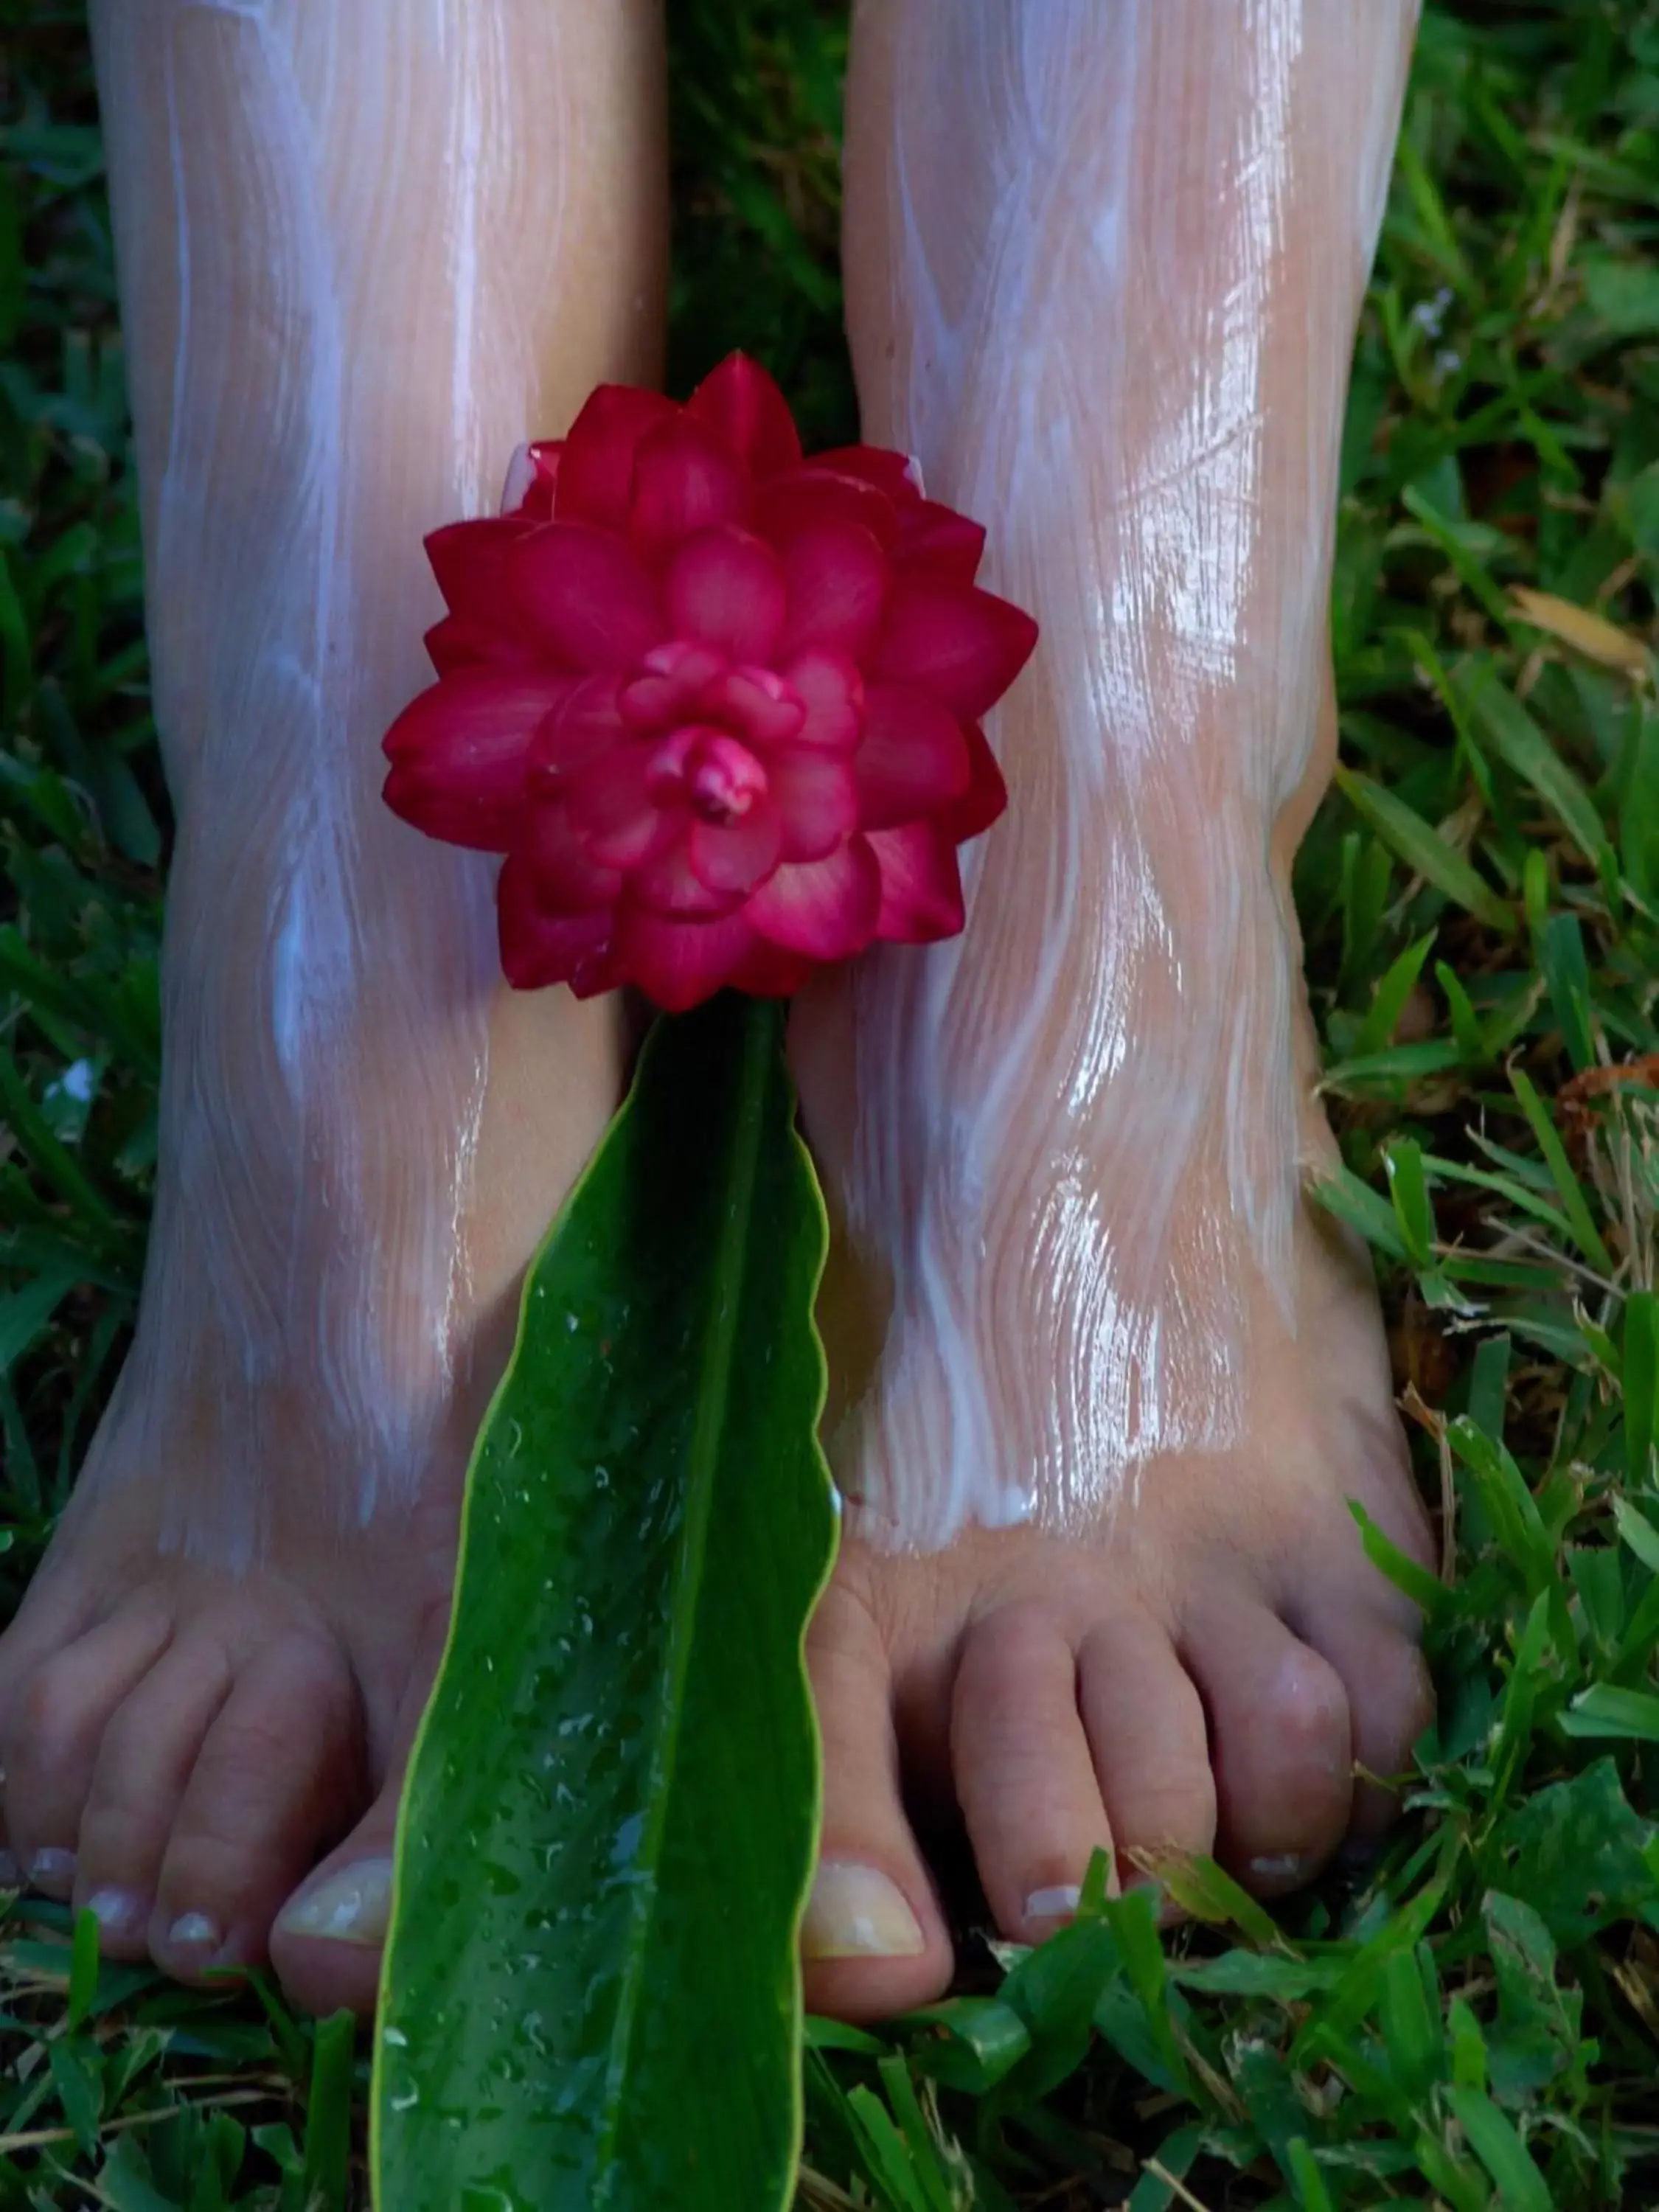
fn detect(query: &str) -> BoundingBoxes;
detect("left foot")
[794,1013,1433,2018]
[791,0,1431,2021]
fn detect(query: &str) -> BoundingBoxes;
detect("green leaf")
[1435,961,1490,1065]
[1351,1503,1446,1618]
[1354,931,1438,1057]
[1139,1854,1281,1948]
[1492,1762,1656,1943]
[374,998,838,2212]
[1559,1683,1659,1743]
[1447,2087,1551,2212]
[1383,1137,1436,1267]
[1540,914,1596,1073]
[1453,660,1614,874]
[901,2000,1031,2093]
[1332,767,1514,932]
[304,2014,356,2212]
[1310,1166,1410,1262]
[1626,1291,1659,1487]
[1508,1064,1614,1276]
[1583,255,1659,335]
[65,1907,100,2034]
[1286,2138,1338,2212]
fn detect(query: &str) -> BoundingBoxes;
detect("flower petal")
[537,674,629,776]
[939,719,1008,843]
[424,613,535,675]
[686,354,802,480]
[631,825,746,918]
[891,501,987,582]
[665,526,787,663]
[382,668,572,850]
[615,905,768,1013]
[746,835,882,959]
[502,439,563,520]
[555,386,681,529]
[869,577,1039,718]
[513,801,624,913]
[620,640,729,730]
[777,519,890,660]
[628,416,754,560]
[426,515,537,623]
[782,650,865,753]
[813,445,922,503]
[754,466,898,551]
[498,855,616,993]
[686,800,784,897]
[767,749,859,862]
[854,684,970,831]
[566,746,676,869]
[702,665,804,748]
[730,938,811,998]
[866,822,965,943]
[509,524,666,673]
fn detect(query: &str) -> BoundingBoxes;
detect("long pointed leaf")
[374,996,838,2211]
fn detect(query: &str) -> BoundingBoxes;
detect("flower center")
[675,728,768,827]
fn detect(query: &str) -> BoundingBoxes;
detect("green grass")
[4,0,1659,2203]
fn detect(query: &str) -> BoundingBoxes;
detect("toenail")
[276,1857,394,1946]
[801,1863,925,1961]
[166,1910,224,1954]
[1023,1884,1083,1925]
[29,1848,76,1895]
[86,1888,147,1938]
[1249,1853,1314,1884]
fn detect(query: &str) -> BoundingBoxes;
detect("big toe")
[802,1577,949,2024]
[271,1604,449,2016]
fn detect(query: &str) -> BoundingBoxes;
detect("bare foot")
[796,1014,1433,2019]
[0,974,622,2008]
[792,0,1433,2019]
[0,0,664,2012]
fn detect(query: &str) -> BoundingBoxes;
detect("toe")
[1180,1585,1352,1894]
[952,1601,1113,1944]
[150,1630,362,1980]
[1077,1607,1215,1899]
[800,1578,949,2024]
[1292,1587,1434,1840]
[2,1602,173,1897]
[72,1634,235,1955]
[272,1601,449,2017]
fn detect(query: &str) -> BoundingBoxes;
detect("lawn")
[4,1,1659,2205]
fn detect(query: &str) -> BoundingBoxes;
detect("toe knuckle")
[965,1601,1067,1685]
[11,1658,90,1764]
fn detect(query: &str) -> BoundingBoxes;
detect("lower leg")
[796,0,1432,2017]
[1,0,666,2011]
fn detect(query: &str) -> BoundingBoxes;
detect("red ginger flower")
[383,354,1038,1012]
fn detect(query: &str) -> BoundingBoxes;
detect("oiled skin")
[803,0,1422,1547]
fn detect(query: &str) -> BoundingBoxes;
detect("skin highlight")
[804,0,1423,1548]
[81,0,663,1563]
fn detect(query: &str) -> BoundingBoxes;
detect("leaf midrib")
[591,1001,777,2202]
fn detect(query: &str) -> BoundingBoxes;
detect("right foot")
[0,978,623,2014]
[10,0,666,2012]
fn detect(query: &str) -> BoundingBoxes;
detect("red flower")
[383,354,1037,1012]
